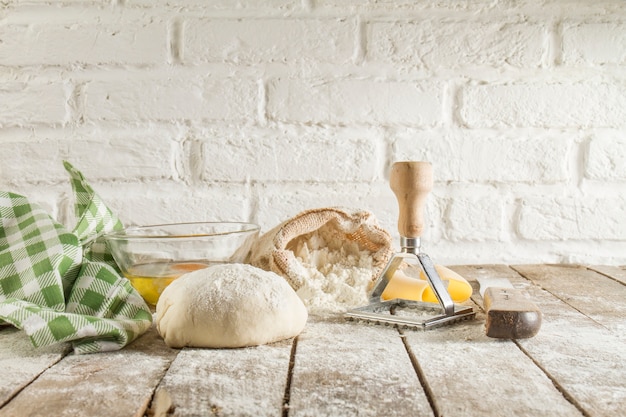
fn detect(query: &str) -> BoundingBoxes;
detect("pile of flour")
[288,225,375,314]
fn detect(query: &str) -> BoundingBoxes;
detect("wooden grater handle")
[390,161,433,238]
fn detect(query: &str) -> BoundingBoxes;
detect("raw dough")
[155,263,308,348]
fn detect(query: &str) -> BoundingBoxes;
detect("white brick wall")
[1,0,625,265]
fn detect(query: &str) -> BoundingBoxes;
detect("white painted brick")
[428,240,576,266]
[460,82,626,128]
[0,83,67,127]
[83,74,258,122]
[183,18,355,64]
[518,196,626,240]
[0,140,64,184]
[0,133,175,185]
[393,130,572,184]
[0,21,166,66]
[313,0,626,15]
[192,127,381,182]
[68,137,176,181]
[418,196,445,247]
[252,182,395,234]
[562,22,626,65]
[445,197,505,242]
[585,133,626,181]
[367,20,544,69]
[267,78,443,126]
[129,0,301,10]
[1,0,626,266]
[100,183,254,227]
[313,0,488,12]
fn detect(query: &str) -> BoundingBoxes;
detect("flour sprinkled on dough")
[156,264,307,349]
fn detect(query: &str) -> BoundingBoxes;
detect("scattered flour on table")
[288,226,375,313]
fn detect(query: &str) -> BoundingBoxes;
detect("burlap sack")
[249,207,393,291]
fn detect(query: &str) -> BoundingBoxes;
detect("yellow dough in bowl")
[381,265,472,303]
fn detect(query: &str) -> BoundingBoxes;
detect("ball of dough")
[155,263,308,348]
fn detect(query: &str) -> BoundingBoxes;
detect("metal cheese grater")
[346,161,475,329]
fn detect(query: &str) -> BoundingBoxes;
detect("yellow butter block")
[381,265,472,303]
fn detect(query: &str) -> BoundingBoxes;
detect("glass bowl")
[104,222,260,306]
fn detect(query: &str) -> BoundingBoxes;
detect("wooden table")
[1,264,625,417]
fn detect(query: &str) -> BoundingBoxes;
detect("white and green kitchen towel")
[0,162,152,354]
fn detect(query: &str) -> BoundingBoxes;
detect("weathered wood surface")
[0,264,624,417]
[457,264,626,417]
[288,316,432,417]
[512,264,626,336]
[414,265,582,416]
[0,326,69,408]
[588,265,626,286]
[510,264,626,417]
[149,339,293,417]
[0,324,177,417]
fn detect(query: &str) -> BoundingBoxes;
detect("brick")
[445,197,505,241]
[252,182,396,234]
[0,140,64,184]
[192,127,381,182]
[460,82,626,128]
[0,133,174,185]
[68,137,175,181]
[0,83,67,127]
[104,183,254,227]
[313,0,489,11]
[314,0,626,15]
[562,22,626,65]
[1,1,625,268]
[0,21,166,66]
[83,75,258,122]
[252,180,446,246]
[367,21,544,69]
[184,18,355,64]
[585,134,626,180]
[517,196,626,240]
[267,78,443,126]
[129,0,301,9]
[393,130,571,184]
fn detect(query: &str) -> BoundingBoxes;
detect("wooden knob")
[390,161,433,238]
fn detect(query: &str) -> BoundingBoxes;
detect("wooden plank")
[455,264,626,417]
[0,326,70,407]
[149,338,293,417]
[512,264,626,336]
[0,264,623,416]
[588,265,626,286]
[287,316,432,417]
[398,265,583,417]
[0,324,178,417]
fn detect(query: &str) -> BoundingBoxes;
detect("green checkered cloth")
[0,162,152,354]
